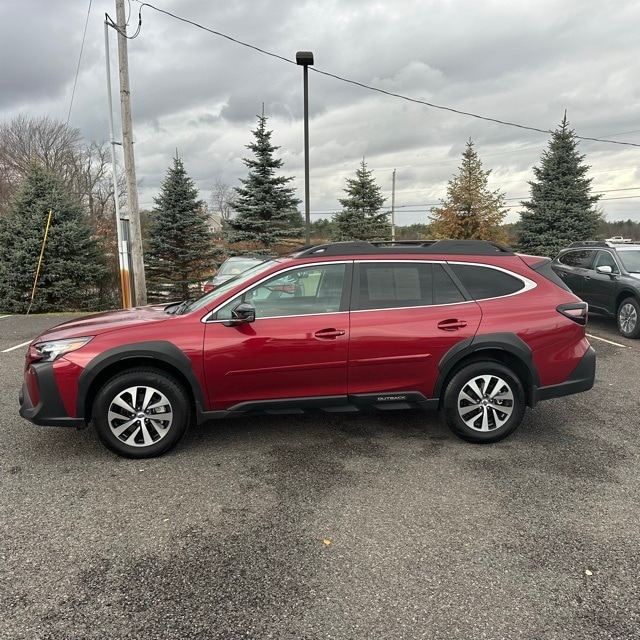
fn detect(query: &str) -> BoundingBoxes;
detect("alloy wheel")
[107,385,174,447]
[619,302,638,336]
[457,374,515,433]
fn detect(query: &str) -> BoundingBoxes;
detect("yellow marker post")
[27,209,53,314]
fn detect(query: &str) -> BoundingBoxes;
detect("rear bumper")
[534,345,596,404]
[19,367,85,428]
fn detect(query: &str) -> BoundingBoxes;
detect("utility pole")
[115,0,147,305]
[104,16,131,308]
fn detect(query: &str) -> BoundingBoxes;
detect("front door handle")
[314,328,346,339]
[437,319,468,331]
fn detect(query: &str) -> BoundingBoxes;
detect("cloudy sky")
[2,0,639,226]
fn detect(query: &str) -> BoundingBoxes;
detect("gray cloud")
[1,0,639,224]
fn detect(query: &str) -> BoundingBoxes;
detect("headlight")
[33,337,94,362]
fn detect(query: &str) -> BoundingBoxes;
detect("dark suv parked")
[551,241,640,338]
[20,240,595,458]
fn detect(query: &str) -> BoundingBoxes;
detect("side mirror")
[595,265,613,276]
[222,302,256,326]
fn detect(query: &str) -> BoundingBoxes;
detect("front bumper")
[534,345,596,404]
[19,364,85,428]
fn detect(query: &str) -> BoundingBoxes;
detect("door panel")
[348,303,481,398]
[203,314,349,410]
[202,262,351,410]
[348,262,481,398]
[585,251,619,313]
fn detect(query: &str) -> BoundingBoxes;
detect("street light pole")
[296,51,314,246]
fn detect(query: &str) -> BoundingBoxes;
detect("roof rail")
[292,240,514,258]
[568,241,612,248]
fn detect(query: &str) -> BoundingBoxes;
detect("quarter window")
[450,264,525,300]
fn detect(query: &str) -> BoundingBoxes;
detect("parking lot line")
[586,333,628,348]
[2,341,31,353]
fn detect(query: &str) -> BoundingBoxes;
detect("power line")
[67,0,93,125]
[133,1,640,148]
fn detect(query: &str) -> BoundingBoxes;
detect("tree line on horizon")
[0,112,636,312]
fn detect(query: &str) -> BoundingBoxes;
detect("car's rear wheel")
[617,297,640,338]
[443,361,526,443]
[93,368,191,458]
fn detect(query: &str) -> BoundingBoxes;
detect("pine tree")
[146,155,218,300]
[430,140,508,243]
[517,114,602,256]
[0,163,107,313]
[332,158,389,241]
[226,114,302,249]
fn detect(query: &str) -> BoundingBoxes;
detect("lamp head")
[296,51,314,66]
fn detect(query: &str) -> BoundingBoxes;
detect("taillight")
[557,302,588,325]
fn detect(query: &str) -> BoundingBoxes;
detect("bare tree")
[0,115,82,190]
[0,115,119,224]
[210,178,235,221]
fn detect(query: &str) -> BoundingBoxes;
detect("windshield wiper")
[171,300,194,315]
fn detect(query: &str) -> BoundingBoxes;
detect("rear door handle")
[314,328,346,339]
[437,319,468,331]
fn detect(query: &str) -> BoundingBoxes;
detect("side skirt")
[196,392,438,423]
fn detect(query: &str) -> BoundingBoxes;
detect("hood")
[33,304,172,342]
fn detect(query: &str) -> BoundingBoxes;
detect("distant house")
[208,212,223,235]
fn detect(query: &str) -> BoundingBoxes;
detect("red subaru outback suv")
[19,241,595,458]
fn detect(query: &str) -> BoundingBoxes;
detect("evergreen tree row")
[0,110,618,313]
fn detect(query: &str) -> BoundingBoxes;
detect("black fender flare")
[433,332,540,404]
[76,341,206,420]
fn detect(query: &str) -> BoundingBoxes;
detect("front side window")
[188,260,278,312]
[214,263,347,320]
[594,250,619,273]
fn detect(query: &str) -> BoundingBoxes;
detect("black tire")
[93,368,191,458]
[617,297,640,339]
[443,361,526,444]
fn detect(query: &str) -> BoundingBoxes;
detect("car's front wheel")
[617,297,640,338]
[93,368,191,458]
[443,361,526,443]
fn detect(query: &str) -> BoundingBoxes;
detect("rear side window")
[557,250,595,269]
[358,263,432,309]
[356,262,465,309]
[434,264,466,304]
[450,264,525,300]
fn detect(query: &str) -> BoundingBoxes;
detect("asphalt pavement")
[1,312,639,639]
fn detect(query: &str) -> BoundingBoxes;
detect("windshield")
[186,260,280,312]
[218,258,264,276]
[616,248,640,273]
